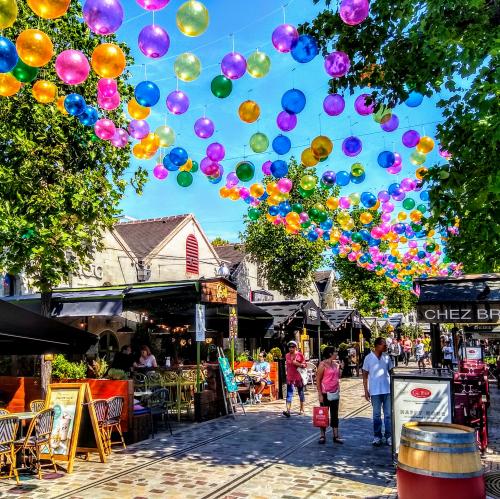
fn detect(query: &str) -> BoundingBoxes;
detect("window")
[186,234,199,275]
[98,330,119,360]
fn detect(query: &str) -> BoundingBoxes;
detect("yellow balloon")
[311,135,333,159]
[238,100,260,123]
[28,0,70,19]
[128,98,150,120]
[397,211,407,221]
[246,50,271,78]
[180,158,193,172]
[249,183,265,198]
[326,197,339,211]
[0,0,17,29]
[174,52,201,82]
[360,212,373,224]
[416,136,435,154]
[301,147,319,167]
[155,125,175,147]
[415,166,428,180]
[141,133,160,153]
[32,79,57,103]
[91,43,126,79]
[176,0,209,37]
[0,73,21,96]
[56,95,68,114]
[348,192,360,206]
[369,200,381,211]
[16,29,53,68]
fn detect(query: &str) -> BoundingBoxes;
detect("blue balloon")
[350,172,365,184]
[272,134,291,155]
[259,192,269,201]
[322,231,331,241]
[342,136,362,156]
[134,80,160,107]
[369,237,381,246]
[307,230,319,242]
[163,155,179,171]
[321,171,336,187]
[78,106,99,126]
[64,93,86,116]
[405,91,424,108]
[281,88,306,114]
[0,37,17,73]
[377,150,395,168]
[331,244,340,255]
[388,182,400,195]
[417,250,426,259]
[270,159,288,178]
[359,229,371,241]
[336,170,350,186]
[169,147,188,166]
[290,34,319,63]
[268,205,279,216]
[419,190,430,201]
[209,175,223,184]
[320,219,333,231]
[360,192,377,208]
[278,201,292,216]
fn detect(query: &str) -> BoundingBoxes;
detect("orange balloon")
[359,212,373,224]
[301,148,319,167]
[28,0,70,19]
[229,188,240,201]
[128,98,150,120]
[416,136,435,154]
[32,80,57,103]
[238,100,260,123]
[91,43,126,79]
[249,183,265,198]
[219,186,230,198]
[326,197,339,211]
[415,166,428,180]
[16,29,53,67]
[311,135,333,159]
[56,95,68,114]
[0,73,21,96]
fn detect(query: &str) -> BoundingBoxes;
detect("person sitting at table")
[112,345,134,372]
[250,351,270,403]
[134,345,158,369]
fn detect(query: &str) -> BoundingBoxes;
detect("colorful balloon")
[249,132,269,153]
[206,142,225,161]
[281,88,306,114]
[170,147,188,166]
[410,151,426,166]
[381,113,399,132]
[405,91,424,107]
[235,161,255,182]
[32,80,57,103]
[339,0,369,25]
[174,52,201,81]
[176,0,209,37]
[94,118,116,140]
[83,0,124,35]
[155,125,175,146]
[98,92,120,110]
[0,73,20,96]
[0,0,17,28]
[137,0,170,11]
[301,148,319,167]
[176,171,193,187]
[246,50,270,78]
[28,0,70,19]
[56,95,68,114]
[210,75,232,98]
[55,50,90,85]
[97,78,117,98]
[238,100,260,123]
[262,160,272,176]
[0,36,17,73]
[91,43,126,78]
[153,163,168,180]
[311,136,332,159]
[378,150,395,168]
[64,93,86,116]
[11,59,38,83]
[221,52,246,80]
[416,136,435,153]
[134,80,160,107]
[194,117,214,139]
[324,51,350,78]
[16,29,53,67]
[166,89,189,114]
[354,93,375,115]
[128,119,150,139]
[270,160,288,178]
[271,24,298,53]
[342,136,362,157]
[272,134,291,155]
[78,106,99,126]
[276,111,297,132]
[128,98,150,119]
[402,129,420,148]
[323,94,345,116]
[138,24,170,58]
[111,128,129,148]
[373,105,392,124]
[291,34,318,63]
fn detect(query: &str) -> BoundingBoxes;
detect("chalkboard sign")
[218,356,238,393]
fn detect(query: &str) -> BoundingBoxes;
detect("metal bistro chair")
[30,400,46,413]
[105,396,126,451]
[146,371,162,391]
[149,388,173,437]
[133,372,148,392]
[0,416,20,485]
[177,370,197,421]
[89,399,110,455]
[14,408,57,479]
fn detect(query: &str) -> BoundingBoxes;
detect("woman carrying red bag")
[316,346,343,445]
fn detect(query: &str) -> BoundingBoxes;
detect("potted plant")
[88,356,109,379]
[51,354,87,381]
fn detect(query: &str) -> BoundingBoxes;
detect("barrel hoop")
[400,437,479,454]
[398,462,484,479]
[402,427,475,444]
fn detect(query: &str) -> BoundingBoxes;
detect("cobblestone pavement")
[0,378,397,499]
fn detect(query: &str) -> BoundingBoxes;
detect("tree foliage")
[242,160,337,297]
[211,237,230,247]
[0,2,147,293]
[303,0,499,272]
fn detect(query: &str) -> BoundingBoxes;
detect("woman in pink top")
[403,337,412,366]
[316,346,343,444]
[283,341,307,418]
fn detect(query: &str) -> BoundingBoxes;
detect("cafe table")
[13,411,36,437]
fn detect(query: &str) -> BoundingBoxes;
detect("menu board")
[218,356,238,393]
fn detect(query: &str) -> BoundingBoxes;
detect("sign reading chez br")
[417,303,500,323]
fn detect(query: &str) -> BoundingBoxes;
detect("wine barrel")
[397,422,485,499]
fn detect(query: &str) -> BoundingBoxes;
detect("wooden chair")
[30,400,46,413]
[14,408,57,479]
[105,396,126,451]
[0,415,19,484]
[89,399,110,455]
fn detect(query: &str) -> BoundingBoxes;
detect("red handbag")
[312,406,329,428]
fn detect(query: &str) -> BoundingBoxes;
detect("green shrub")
[236,352,249,362]
[52,354,87,380]
[107,368,128,380]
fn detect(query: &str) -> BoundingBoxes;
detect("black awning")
[0,299,97,355]
[322,309,357,330]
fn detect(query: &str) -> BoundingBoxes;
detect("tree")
[0,3,147,393]
[211,237,231,247]
[303,0,499,272]
[242,160,337,297]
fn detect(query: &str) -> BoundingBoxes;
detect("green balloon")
[317,211,328,223]
[417,204,427,214]
[301,220,311,228]
[402,198,416,210]
[235,161,255,182]
[248,208,261,220]
[292,203,303,213]
[246,50,271,78]
[12,60,38,83]
[298,186,314,198]
[190,160,199,173]
[426,242,436,252]
[211,75,232,99]
[352,233,363,243]
[351,162,364,177]
[177,171,193,187]
[249,132,269,153]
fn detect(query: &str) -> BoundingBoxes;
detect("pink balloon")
[94,118,116,140]
[277,178,293,193]
[98,78,117,98]
[221,52,247,80]
[111,128,129,148]
[136,0,170,10]
[206,142,225,161]
[153,164,168,179]
[98,92,120,110]
[339,197,351,209]
[128,119,150,139]
[200,157,219,176]
[339,0,370,26]
[55,50,90,85]
[166,90,189,115]
[239,187,250,199]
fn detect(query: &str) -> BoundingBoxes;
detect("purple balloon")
[128,119,150,139]
[200,157,219,176]
[324,51,350,78]
[221,52,247,80]
[339,0,370,26]
[153,164,168,179]
[136,0,170,11]
[166,90,189,115]
[138,24,170,59]
[276,111,297,132]
[381,113,399,132]
[342,136,362,157]
[378,190,390,202]
[323,94,345,116]
[111,128,129,148]
[262,160,272,176]
[354,93,375,116]
[392,189,406,201]
[387,163,402,175]
[194,117,214,139]
[226,172,239,187]
[83,0,124,35]
[392,152,402,167]
[271,24,299,53]
[402,129,420,148]
[206,142,225,161]
[400,178,414,192]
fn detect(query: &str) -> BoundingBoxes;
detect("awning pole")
[317,324,321,360]
[196,340,201,392]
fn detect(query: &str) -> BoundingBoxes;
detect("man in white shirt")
[362,337,394,446]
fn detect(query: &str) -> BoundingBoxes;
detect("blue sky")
[115,0,445,242]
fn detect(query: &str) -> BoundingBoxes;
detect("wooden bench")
[234,361,278,401]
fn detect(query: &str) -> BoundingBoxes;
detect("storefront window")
[98,330,119,360]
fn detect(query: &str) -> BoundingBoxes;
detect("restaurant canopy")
[0,299,97,355]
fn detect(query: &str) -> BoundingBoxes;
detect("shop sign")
[229,305,238,339]
[461,346,483,360]
[417,303,500,323]
[304,302,320,326]
[201,280,237,305]
[195,304,206,342]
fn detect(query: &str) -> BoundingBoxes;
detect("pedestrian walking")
[403,337,412,366]
[389,338,401,368]
[316,347,343,445]
[283,341,306,417]
[442,341,453,369]
[362,337,394,446]
[415,338,426,369]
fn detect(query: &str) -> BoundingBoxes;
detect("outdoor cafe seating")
[0,415,20,485]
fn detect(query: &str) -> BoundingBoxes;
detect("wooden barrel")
[397,422,485,499]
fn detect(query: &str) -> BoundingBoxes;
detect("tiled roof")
[114,215,190,260]
[315,270,332,293]
[214,244,245,270]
